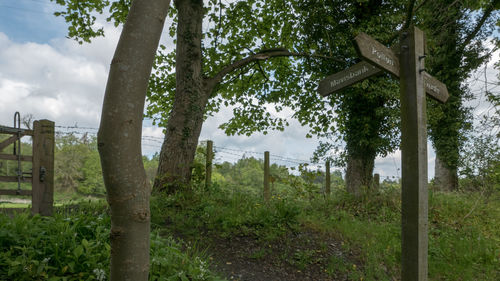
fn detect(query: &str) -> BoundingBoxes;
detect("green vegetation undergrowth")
[151,188,301,241]
[153,186,500,280]
[0,201,222,281]
[299,189,500,280]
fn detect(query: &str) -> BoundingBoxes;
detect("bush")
[0,207,110,280]
[0,202,222,280]
[154,188,301,240]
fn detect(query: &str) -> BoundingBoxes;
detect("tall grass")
[155,185,500,280]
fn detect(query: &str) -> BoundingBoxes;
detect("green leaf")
[73,245,83,258]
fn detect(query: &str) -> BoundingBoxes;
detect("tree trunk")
[345,154,375,196]
[153,0,207,194]
[97,0,170,280]
[434,154,458,191]
[424,0,466,194]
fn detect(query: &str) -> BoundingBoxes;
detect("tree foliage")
[50,0,500,195]
[210,156,344,200]
[54,134,103,195]
[53,134,158,195]
[51,0,130,43]
[50,0,403,195]
[460,87,500,194]
[417,0,500,190]
[148,0,404,163]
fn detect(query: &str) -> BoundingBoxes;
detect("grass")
[151,188,301,241]
[301,189,500,280]
[427,191,500,280]
[0,191,103,209]
[0,202,65,209]
[152,185,500,280]
[2,185,498,280]
[0,202,31,208]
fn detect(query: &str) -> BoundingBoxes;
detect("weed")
[248,247,269,260]
[290,249,317,270]
[0,201,222,280]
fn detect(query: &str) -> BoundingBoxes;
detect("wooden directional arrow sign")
[354,32,400,77]
[318,61,382,96]
[353,32,449,103]
[319,60,449,102]
[423,73,449,103]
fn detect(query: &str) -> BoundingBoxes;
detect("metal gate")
[0,112,54,215]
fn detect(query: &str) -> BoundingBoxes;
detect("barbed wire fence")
[49,125,402,180]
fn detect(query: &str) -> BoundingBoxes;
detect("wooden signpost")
[318,26,449,281]
[263,151,270,201]
[318,61,381,96]
[319,32,449,103]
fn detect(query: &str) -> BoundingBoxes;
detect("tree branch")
[386,0,420,46]
[256,61,270,83]
[204,48,342,91]
[414,0,429,14]
[403,0,417,29]
[214,0,222,50]
[461,0,499,49]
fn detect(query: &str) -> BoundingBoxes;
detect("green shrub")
[0,209,110,280]
[150,233,223,281]
[0,202,222,280]
[153,189,301,240]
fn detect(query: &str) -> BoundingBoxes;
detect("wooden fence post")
[263,151,270,201]
[373,173,380,190]
[325,161,331,196]
[205,140,213,189]
[32,120,54,216]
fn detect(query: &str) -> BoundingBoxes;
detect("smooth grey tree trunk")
[97,0,170,280]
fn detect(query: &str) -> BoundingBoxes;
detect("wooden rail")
[0,176,32,183]
[0,154,33,162]
[0,189,32,196]
[0,127,34,136]
[0,132,31,151]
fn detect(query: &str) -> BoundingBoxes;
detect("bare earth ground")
[175,229,362,281]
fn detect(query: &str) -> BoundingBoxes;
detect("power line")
[52,128,345,171]
[55,125,98,131]
[214,145,325,165]
[214,146,262,156]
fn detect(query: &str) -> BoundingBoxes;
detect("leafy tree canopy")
[51,0,499,168]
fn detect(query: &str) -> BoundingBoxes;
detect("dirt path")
[178,230,362,281]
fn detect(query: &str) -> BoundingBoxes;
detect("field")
[1,183,499,280]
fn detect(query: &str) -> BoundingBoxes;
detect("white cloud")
[0,30,113,127]
[0,12,177,158]
[465,44,500,126]
[198,104,323,169]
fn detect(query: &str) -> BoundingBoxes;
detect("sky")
[0,0,498,180]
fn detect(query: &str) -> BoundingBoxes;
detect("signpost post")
[318,26,449,281]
